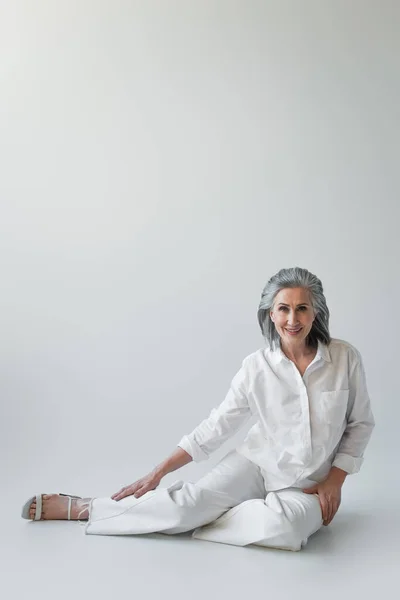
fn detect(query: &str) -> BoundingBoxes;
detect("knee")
[267,489,323,538]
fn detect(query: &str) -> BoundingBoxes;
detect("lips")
[286,327,302,334]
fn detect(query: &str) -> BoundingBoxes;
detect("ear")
[270,311,275,323]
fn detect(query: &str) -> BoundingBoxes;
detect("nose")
[287,310,299,326]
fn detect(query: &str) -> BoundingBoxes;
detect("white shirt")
[178,338,375,491]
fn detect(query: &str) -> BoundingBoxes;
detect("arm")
[156,446,193,478]
[331,351,375,474]
[112,361,252,501]
[178,362,253,462]
[304,350,375,524]
[112,447,192,501]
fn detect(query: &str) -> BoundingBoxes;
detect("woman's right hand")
[111,470,162,501]
[111,447,192,502]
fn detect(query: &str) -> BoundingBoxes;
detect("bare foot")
[29,495,91,521]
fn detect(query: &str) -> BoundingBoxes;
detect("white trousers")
[85,451,323,551]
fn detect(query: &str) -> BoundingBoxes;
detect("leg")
[192,487,323,551]
[86,450,266,536]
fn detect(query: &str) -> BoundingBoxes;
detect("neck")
[280,340,315,362]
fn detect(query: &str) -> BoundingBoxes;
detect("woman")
[22,267,375,551]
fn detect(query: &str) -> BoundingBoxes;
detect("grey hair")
[257,267,331,349]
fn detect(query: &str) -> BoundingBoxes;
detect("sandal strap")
[58,494,81,520]
[35,494,42,521]
[67,497,72,520]
[59,493,81,499]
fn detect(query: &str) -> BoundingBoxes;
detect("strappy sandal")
[21,493,82,521]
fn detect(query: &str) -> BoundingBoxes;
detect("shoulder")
[239,348,269,372]
[328,338,363,365]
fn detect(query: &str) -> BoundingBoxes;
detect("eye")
[298,306,308,311]
[278,306,288,311]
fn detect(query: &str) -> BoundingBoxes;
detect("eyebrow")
[277,303,310,307]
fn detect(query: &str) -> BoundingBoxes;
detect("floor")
[3,469,397,600]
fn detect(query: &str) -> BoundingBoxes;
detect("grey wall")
[1,1,397,499]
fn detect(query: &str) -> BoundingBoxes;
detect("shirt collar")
[268,339,331,365]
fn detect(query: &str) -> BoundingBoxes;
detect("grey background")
[1,1,398,598]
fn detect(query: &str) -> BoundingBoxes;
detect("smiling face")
[270,287,316,347]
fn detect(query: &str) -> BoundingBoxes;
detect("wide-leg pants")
[85,450,323,551]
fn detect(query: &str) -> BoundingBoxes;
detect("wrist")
[327,466,348,486]
[154,463,168,479]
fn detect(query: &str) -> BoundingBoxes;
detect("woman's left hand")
[303,478,343,526]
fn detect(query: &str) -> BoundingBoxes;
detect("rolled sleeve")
[332,452,363,474]
[177,363,253,462]
[177,435,208,462]
[334,352,375,474]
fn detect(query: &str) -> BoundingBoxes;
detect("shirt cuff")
[177,435,209,462]
[332,453,364,474]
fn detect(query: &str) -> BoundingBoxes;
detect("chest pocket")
[318,389,349,427]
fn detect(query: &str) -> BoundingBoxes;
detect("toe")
[29,496,42,520]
